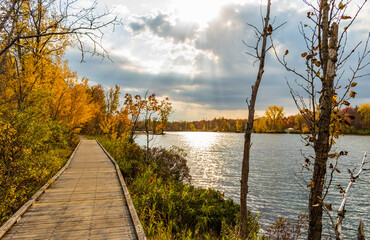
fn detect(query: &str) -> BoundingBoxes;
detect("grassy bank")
[97,136,261,239]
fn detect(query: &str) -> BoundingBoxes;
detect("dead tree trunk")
[307,2,338,239]
[239,0,271,238]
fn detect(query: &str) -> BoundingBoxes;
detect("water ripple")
[136,132,370,238]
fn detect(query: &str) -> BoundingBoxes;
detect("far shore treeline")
[165,105,370,134]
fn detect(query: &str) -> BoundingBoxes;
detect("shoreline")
[161,130,370,136]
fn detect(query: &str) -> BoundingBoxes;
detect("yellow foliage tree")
[265,105,285,132]
[253,117,268,133]
[358,104,370,129]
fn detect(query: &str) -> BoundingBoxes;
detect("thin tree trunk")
[239,1,271,238]
[335,152,367,240]
[307,2,338,236]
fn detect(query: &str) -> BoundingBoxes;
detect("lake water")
[136,132,369,237]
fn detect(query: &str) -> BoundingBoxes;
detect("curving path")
[1,140,145,240]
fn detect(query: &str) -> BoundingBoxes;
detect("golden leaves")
[339,2,346,10]
[341,15,352,19]
[349,91,357,98]
[332,130,340,139]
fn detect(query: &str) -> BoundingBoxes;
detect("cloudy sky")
[66,0,370,120]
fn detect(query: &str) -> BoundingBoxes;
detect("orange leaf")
[306,54,314,60]
[349,91,357,98]
[267,24,273,33]
[301,52,308,57]
[341,15,352,19]
[284,50,289,56]
[325,204,333,211]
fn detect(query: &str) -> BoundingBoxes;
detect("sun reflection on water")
[178,131,219,150]
[176,132,225,190]
[179,132,219,150]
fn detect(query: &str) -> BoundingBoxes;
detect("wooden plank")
[97,140,147,240]
[3,226,136,240]
[0,140,82,239]
[1,140,142,240]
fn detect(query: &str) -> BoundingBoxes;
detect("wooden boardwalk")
[0,140,145,240]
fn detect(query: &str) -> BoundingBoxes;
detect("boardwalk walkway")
[1,140,145,240]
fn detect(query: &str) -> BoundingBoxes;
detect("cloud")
[128,11,199,43]
[66,1,370,120]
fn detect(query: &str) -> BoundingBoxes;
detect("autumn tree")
[106,85,121,116]
[265,105,285,132]
[99,107,130,140]
[275,0,369,238]
[236,119,244,133]
[358,104,370,129]
[142,93,159,154]
[220,118,231,132]
[83,84,107,134]
[0,0,118,223]
[124,92,173,143]
[124,94,145,143]
[156,97,173,134]
[253,117,268,133]
[0,0,119,65]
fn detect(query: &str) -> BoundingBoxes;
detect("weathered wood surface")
[1,140,145,240]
